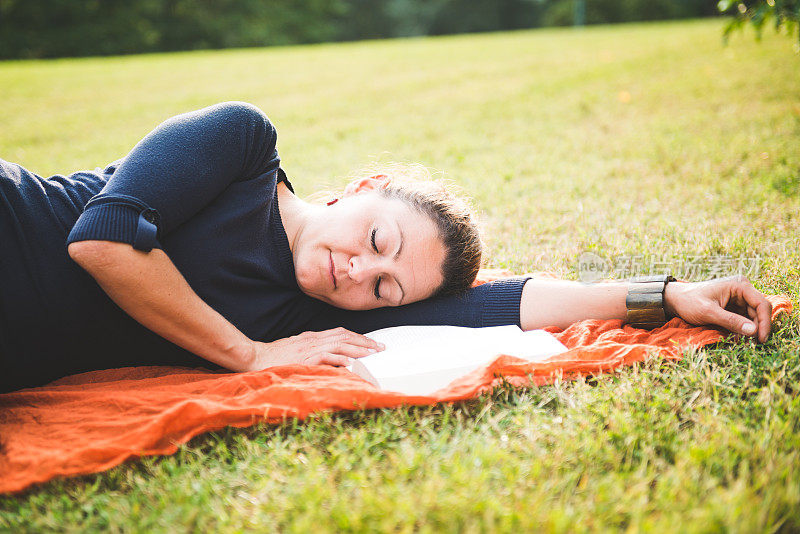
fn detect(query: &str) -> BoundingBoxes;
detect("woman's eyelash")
[371,227,381,299]
[370,227,379,253]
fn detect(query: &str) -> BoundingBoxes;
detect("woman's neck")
[276,182,316,255]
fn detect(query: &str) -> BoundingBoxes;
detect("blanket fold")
[0,276,792,495]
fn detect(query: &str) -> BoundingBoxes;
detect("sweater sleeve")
[66,101,280,252]
[303,276,531,334]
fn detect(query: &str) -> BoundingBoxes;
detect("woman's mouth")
[329,252,337,289]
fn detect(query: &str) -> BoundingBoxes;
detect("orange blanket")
[0,274,792,495]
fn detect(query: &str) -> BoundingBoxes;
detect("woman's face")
[291,192,446,310]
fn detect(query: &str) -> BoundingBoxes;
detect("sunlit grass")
[1,18,799,532]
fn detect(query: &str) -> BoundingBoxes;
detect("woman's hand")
[244,327,385,372]
[664,275,773,343]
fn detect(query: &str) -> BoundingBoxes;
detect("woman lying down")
[0,102,773,393]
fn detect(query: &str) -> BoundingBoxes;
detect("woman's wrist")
[623,275,677,327]
[229,338,259,372]
[663,281,687,320]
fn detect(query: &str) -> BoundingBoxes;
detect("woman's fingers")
[257,328,384,369]
[310,354,355,367]
[319,340,381,359]
[702,276,772,342]
[754,299,773,343]
[704,288,758,337]
[732,277,773,343]
[709,304,758,337]
[315,328,385,351]
[253,329,387,371]
[293,328,387,366]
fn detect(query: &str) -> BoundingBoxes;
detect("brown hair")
[374,165,483,297]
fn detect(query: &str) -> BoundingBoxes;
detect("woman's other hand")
[244,328,385,372]
[664,275,773,343]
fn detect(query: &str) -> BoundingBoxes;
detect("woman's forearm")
[518,276,772,343]
[67,240,255,371]
[519,278,629,330]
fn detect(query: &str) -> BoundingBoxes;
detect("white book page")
[349,325,568,395]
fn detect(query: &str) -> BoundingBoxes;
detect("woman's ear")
[342,174,389,197]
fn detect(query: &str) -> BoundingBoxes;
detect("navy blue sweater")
[0,102,529,392]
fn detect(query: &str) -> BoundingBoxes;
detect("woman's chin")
[298,285,341,308]
[311,291,369,311]
[318,294,357,310]
[296,280,373,310]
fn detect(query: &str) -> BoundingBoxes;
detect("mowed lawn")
[2,17,799,532]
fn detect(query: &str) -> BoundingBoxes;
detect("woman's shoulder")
[191,101,273,130]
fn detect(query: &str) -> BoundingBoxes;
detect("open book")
[346,325,568,396]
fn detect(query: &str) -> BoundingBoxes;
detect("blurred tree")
[429,0,545,35]
[540,0,718,26]
[0,0,722,59]
[151,0,344,50]
[717,0,799,43]
[0,0,345,58]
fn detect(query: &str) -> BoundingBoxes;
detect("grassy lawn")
[2,17,799,532]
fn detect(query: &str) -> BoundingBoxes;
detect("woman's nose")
[348,256,380,283]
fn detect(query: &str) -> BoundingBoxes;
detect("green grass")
[2,17,800,532]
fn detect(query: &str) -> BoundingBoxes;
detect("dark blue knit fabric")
[0,102,529,392]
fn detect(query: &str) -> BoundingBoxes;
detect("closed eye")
[371,227,381,300]
[370,227,379,253]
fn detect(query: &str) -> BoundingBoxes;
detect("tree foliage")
[0,0,721,59]
[541,0,718,27]
[717,0,800,43]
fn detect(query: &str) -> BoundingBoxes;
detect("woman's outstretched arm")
[519,276,773,342]
[307,275,773,343]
